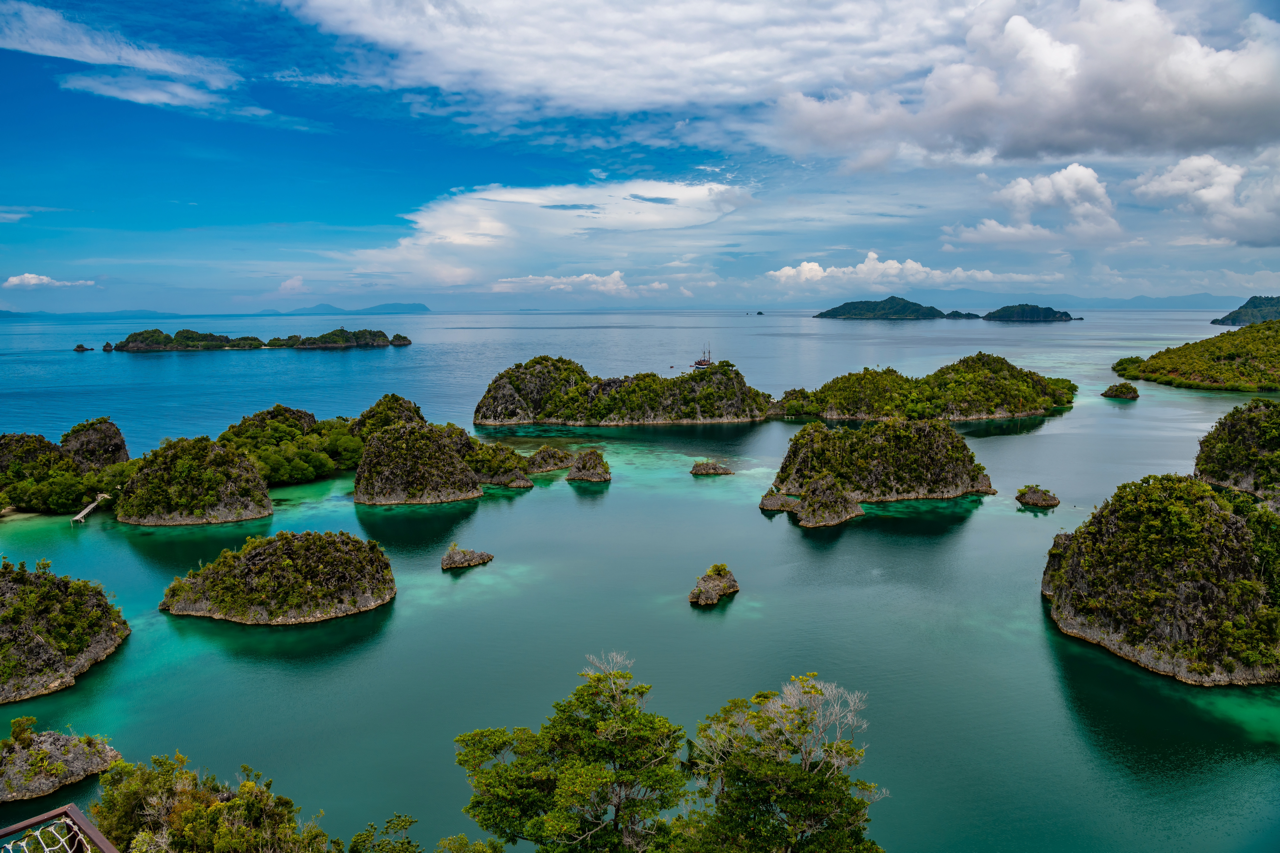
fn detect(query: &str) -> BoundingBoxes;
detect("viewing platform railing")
[0,805,118,853]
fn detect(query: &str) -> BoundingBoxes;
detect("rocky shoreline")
[0,725,121,802]
[442,548,494,570]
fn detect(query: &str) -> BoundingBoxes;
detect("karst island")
[0,716,121,802]
[1113,319,1280,391]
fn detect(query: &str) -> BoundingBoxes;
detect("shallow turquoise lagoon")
[1,310,1279,851]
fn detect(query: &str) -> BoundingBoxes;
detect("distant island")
[982,304,1077,322]
[1211,295,1280,327]
[113,327,411,351]
[812,296,1075,321]
[1113,319,1280,391]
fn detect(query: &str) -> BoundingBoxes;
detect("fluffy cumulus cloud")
[2,273,93,288]
[277,275,310,295]
[1134,149,1280,246]
[950,163,1121,243]
[766,252,1062,296]
[277,0,1280,159]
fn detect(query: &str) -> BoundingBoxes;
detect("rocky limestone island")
[353,393,426,438]
[442,544,494,570]
[473,355,770,425]
[101,341,113,352]
[691,461,734,475]
[1043,474,1280,685]
[160,530,395,624]
[983,304,1078,322]
[60,417,129,469]
[526,445,576,473]
[761,420,995,527]
[466,440,534,488]
[1195,398,1280,502]
[0,717,120,802]
[1101,382,1139,400]
[1211,295,1280,327]
[73,344,91,352]
[0,557,130,704]
[354,422,483,504]
[1016,485,1060,508]
[772,353,1076,421]
[1112,320,1280,392]
[115,437,271,525]
[689,564,740,606]
[566,449,611,482]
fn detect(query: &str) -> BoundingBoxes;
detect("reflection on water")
[115,517,274,577]
[567,480,611,501]
[952,410,1066,438]
[161,601,396,664]
[353,500,479,553]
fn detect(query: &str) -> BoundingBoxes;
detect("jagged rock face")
[234,404,318,433]
[1042,474,1280,686]
[1017,487,1060,507]
[774,420,994,503]
[0,559,130,704]
[466,439,533,487]
[689,567,740,606]
[0,731,121,802]
[354,423,483,504]
[353,393,426,438]
[566,449,611,481]
[1195,398,1280,498]
[442,548,494,570]
[160,530,395,624]
[116,437,272,525]
[796,473,865,527]
[691,461,734,475]
[473,355,770,425]
[0,434,63,473]
[1101,382,1139,400]
[60,418,129,469]
[527,445,575,473]
[759,490,801,512]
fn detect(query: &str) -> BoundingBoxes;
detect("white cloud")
[1168,235,1236,247]
[0,206,53,223]
[278,275,310,295]
[679,286,694,297]
[766,252,1063,295]
[951,163,1121,243]
[277,0,1280,159]
[1134,150,1280,246]
[2,273,93,288]
[61,72,224,107]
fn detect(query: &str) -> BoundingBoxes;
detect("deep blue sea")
[1,309,1278,852]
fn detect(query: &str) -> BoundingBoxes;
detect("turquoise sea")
[2,310,1279,852]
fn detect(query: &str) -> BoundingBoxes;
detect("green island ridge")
[112,327,411,351]
[0,557,130,704]
[1042,474,1280,685]
[0,716,120,802]
[115,437,272,526]
[982,304,1077,322]
[814,296,975,320]
[773,352,1076,420]
[0,419,138,515]
[473,356,770,425]
[1194,398,1280,501]
[218,405,362,486]
[160,531,395,624]
[1112,320,1280,391]
[1211,295,1280,326]
[760,420,995,527]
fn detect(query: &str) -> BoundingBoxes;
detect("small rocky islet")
[689,564,739,606]
[760,419,995,527]
[442,545,494,570]
[691,461,733,475]
[566,449,611,482]
[1101,382,1139,399]
[1016,486,1060,508]
[160,530,395,624]
[0,557,130,704]
[0,717,120,802]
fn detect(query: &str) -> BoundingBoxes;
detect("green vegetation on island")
[774,352,1076,420]
[566,448,611,481]
[762,419,994,527]
[0,420,138,515]
[1195,398,1280,500]
[814,296,948,320]
[354,423,483,505]
[689,563,739,605]
[1211,295,1280,327]
[1042,474,1280,685]
[1101,382,1139,399]
[0,716,121,802]
[218,405,362,485]
[982,304,1076,322]
[115,437,272,525]
[473,356,770,425]
[450,655,883,853]
[1016,485,1059,508]
[353,393,427,437]
[114,327,411,351]
[161,531,395,624]
[0,557,130,704]
[1112,320,1280,391]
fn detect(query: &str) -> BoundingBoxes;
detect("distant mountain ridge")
[1210,296,1280,326]
[903,289,1247,311]
[261,303,432,316]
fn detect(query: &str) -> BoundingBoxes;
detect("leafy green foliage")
[117,328,407,351]
[1,716,36,752]
[115,437,270,523]
[161,531,394,623]
[354,423,481,504]
[706,564,729,578]
[1044,475,1280,674]
[453,654,687,853]
[813,296,944,319]
[1195,398,1280,495]
[982,304,1074,321]
[1211,296,1280,327]
[779,352,1076,420]
[61,417,110,442]
[354,394,426,437]
[1101,382,1139,399]
[92,753,343,853]
[217,405,357,486]
[475,356,770,425]
[1112,320,1280,391]
[465,441,527,478]
[0,557,128,688]
[350,816,426,853]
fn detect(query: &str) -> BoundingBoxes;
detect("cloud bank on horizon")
[0,0,1278,310]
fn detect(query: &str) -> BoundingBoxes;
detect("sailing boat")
[693,345,712,370]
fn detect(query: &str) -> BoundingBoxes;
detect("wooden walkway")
[72,494,111,524]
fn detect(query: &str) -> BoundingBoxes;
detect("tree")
[680,674,885,853]
[453,653,687,853]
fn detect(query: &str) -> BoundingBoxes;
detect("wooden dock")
[73,494,111,524]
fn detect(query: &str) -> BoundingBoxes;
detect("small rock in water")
[691,461,734,476]
[758,489,801,512]
[0,717,120,802]
[73,344,92,352]
[442,546,494,570]
[1016,485,1060,507]
[1101,382,1139,400]
[566,449,611,481]
[689,564,740,606]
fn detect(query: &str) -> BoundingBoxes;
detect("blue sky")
[2,0,1280,312]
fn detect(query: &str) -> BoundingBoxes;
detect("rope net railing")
[0,806,118,853]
